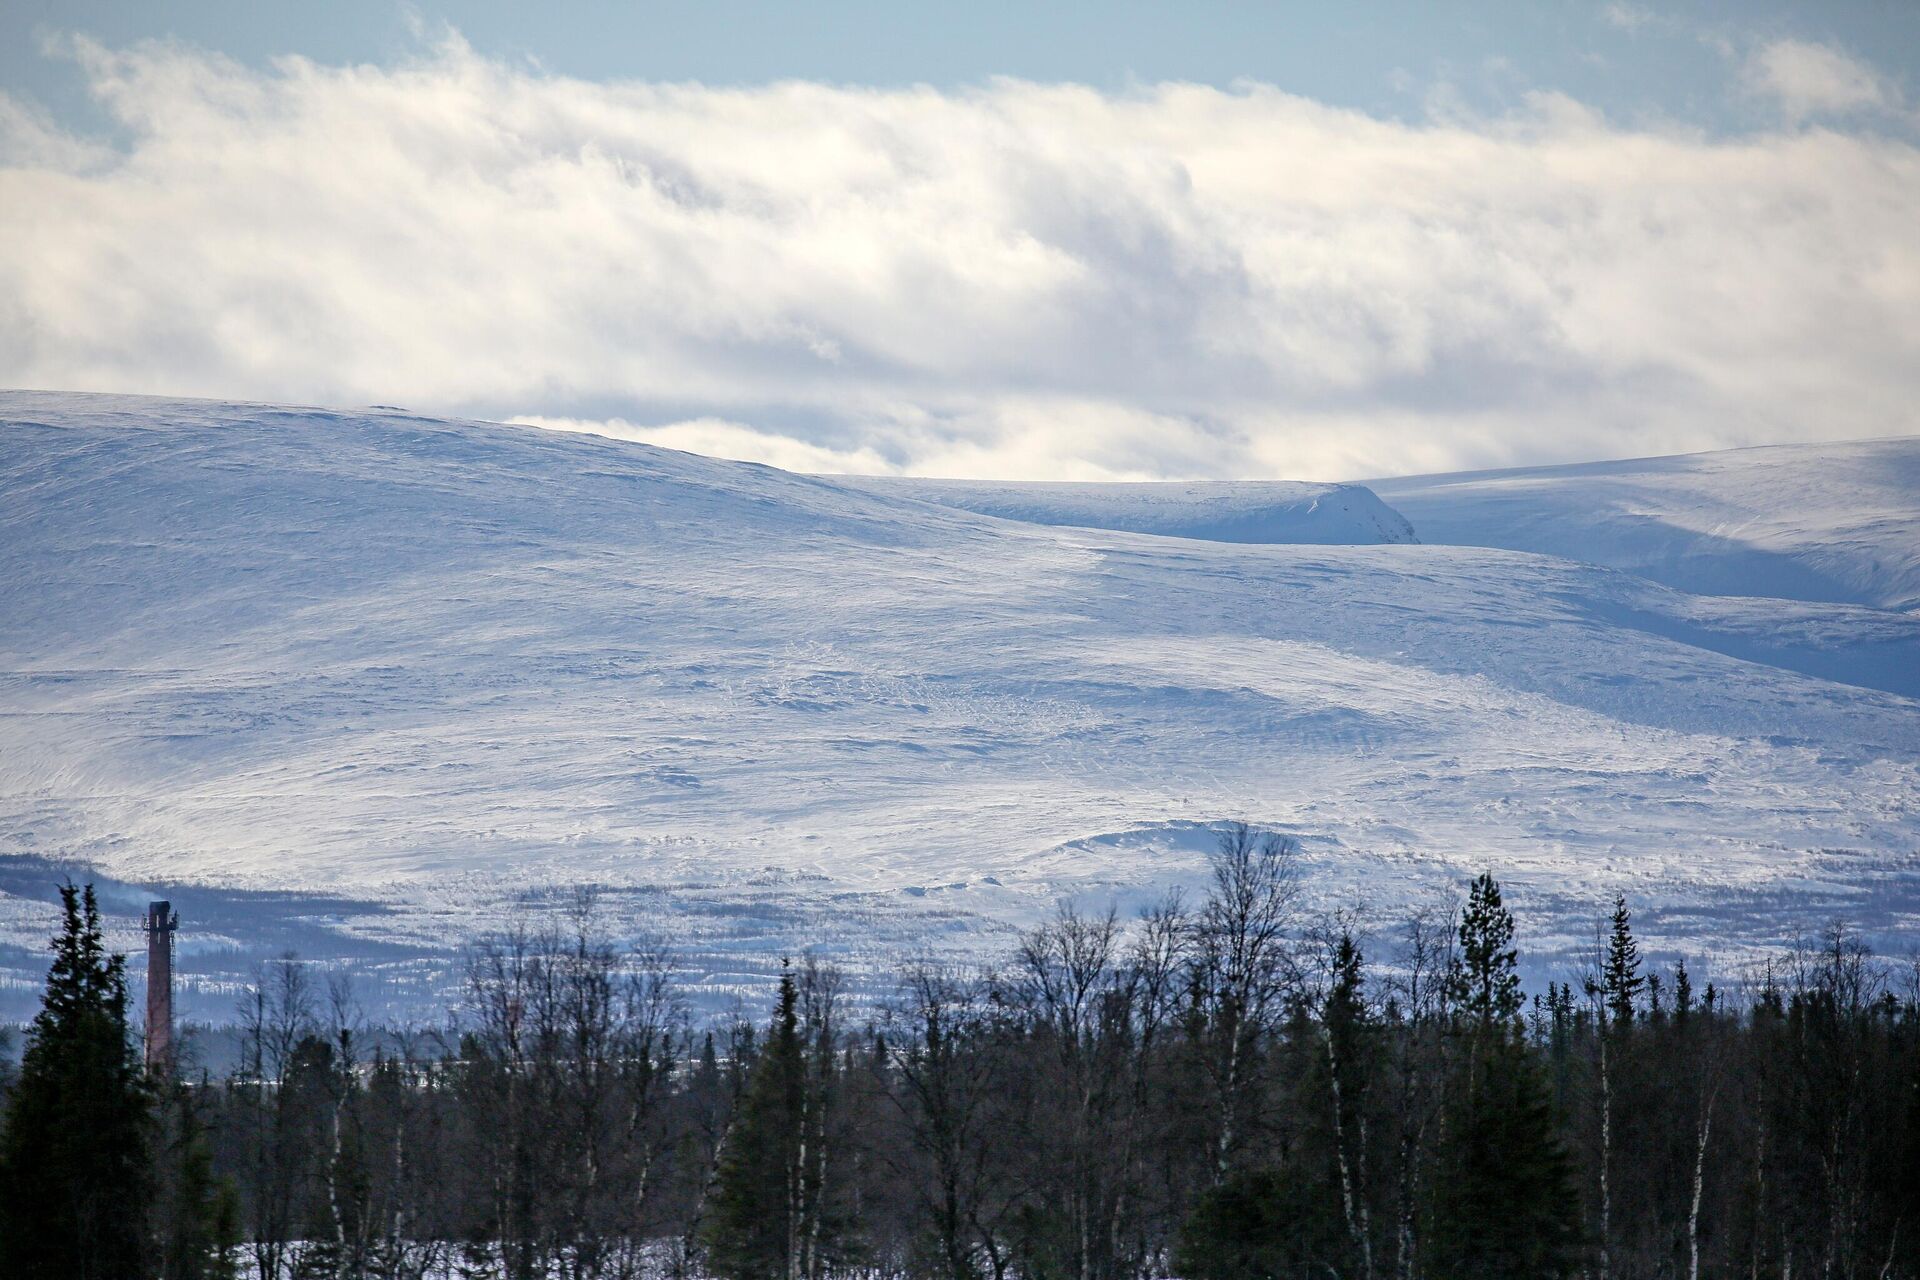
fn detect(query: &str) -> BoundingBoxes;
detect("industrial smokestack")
[144,900,177,1075]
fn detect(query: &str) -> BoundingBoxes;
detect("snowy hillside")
[828,478,1417,546]
[1373,440,1920,613]
[2,392,1917,1017]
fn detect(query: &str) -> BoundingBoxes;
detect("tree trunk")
[1689,1085,1716,1280]
[1325,1022,1373,1280]
[1599,1029,1614,1280]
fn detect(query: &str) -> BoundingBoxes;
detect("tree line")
[1,830,1917,1279]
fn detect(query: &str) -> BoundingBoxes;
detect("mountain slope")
[2,392,1917,1014]
[828,477,1417,545]
[1372,440,1920,612]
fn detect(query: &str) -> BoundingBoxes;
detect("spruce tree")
[1601,896,1642,1027]
[1175,1166,1343,1280]
[1450,873,1522,1030]
[151,1081,241,1280]
[0,883,152,1280]
[1589,894,1642,1275]
[1320,933,1378,1278]
[705,965,807,1280]
[1427,873,1580,1280]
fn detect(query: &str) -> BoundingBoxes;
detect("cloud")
[1600,5,1656,35]
[513,415,900,474]
[1742,38,1899,122]
[0,90,112,171]
[2,35,1918,479]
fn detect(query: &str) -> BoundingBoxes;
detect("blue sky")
[8,1,1916,133]
[7,1,1912,133]
[2,2,1917,478]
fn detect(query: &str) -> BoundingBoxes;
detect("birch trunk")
[1689,1085,1716,1280]
[1325,1022,1373,1280]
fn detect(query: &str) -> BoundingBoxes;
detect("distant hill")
[2,391,1916,1016]
[1373,439,1920,612]
[828,477,1417,546]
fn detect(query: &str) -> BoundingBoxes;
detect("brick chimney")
[144,901,177,1074]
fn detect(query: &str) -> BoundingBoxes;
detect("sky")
[2,2,1918,480]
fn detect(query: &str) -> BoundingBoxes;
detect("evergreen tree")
[1587,895,1643,1277]
[1450,873,1523,1031]
[1426,874,1580,1280]
[705,964,808,1280]
[1175,1166,1344,1280]
[151,1081,241,1280]
[1544,983,1577,1111]
[1601,896,1642,1027]
[0,883,152,1280]
[1318,932,1379,1279]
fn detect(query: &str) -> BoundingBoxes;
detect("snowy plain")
[1,391,1916,1020]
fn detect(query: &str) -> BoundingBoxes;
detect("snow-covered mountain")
[828,477,1417,546]
[2,392,1916,1017]
[1373,441,1920,613]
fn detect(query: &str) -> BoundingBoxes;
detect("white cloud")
[1601,5,1654,34]
[513,415,900,474]
[1,35,1917,480]
[1743,38,1898,122]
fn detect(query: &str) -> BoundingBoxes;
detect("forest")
[1,829,1916,1280]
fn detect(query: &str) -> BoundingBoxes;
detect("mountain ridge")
[3,391,1916,1016]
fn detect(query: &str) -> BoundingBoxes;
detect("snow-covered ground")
[829,477,1417,546]
[1373,441,1920,614]
[2,392,1916,1019]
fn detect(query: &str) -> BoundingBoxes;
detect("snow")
[828,477,1417,546]
[1371,440,1920,613]
[1,391,1917,1017]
